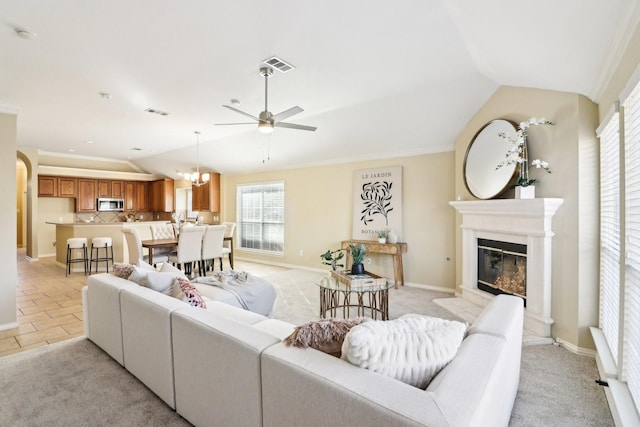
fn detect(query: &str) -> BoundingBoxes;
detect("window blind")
[236,182,285,253]
[623,78,640,408]
[599,113,621,363]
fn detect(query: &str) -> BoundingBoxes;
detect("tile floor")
[2,249,272,358]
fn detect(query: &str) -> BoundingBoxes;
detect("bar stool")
[90,237,114,274]
[66,237,88,277]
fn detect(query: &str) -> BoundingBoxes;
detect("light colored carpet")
[0,268,613,426]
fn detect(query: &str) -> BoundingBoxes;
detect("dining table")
[141,236,234,267]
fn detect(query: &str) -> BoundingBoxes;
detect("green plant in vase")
[320,249,344,271]
[348,242,367,275]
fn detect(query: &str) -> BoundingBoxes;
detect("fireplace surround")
[450,198,564,337]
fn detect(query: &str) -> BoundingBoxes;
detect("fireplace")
[450,198,563,338]
[477,239,527,304]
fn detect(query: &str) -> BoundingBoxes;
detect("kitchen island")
[48,221,171,272]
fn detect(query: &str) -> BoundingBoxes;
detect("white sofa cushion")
[341,316,467,389]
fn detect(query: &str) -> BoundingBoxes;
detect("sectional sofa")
[82,272,524,427]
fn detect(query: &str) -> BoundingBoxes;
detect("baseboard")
[554,337,597,358]
[0,322,19,332]
[404,282,455,294]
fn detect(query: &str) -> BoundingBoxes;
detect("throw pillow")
[177,277,207,308]
[284,317,370,357]
[137,259,156,271]
[111,263,135,279]
[160,262,187,278]
[127,267,177,296]
[341,316,467,389]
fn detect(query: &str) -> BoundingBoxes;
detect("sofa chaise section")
[171,306,286,427]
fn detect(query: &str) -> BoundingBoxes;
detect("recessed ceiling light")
[68,149,76,152]
[130,147,142,151]
[84,140,94,144]
[99,92,112,99]
[144,108,169,116]
[14,29,36,40]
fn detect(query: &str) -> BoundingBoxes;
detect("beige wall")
[1,112,18,329]
[453,86,599,350]
[222,153,457,289]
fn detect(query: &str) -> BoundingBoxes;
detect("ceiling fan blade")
[222,105,260,122]
[214,122,256,126]
[272,106,303,123]
[275,121,317,132]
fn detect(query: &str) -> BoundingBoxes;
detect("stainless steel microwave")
[97,198,124,212]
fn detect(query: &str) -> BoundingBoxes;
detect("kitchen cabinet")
[111,180,124,198]
[135,181,148,211]
[38,176,57,197]
[125,181,149,211]
[191,172,220,212]
[38,175,77,198]
[76,179,97,212]
[97,180,111,197]
[149,179,174,212]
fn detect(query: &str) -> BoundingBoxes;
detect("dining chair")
[168,225,206,277]
[150,223,177,258]
[222,222,236,269]
[122,228,169,266]
[200,225,226,274]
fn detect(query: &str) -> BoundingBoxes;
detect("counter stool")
[90,237,114,274]
[66,237,88,277]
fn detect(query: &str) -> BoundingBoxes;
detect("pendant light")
[189,131,210,187]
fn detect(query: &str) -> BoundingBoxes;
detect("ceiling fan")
[215,67,317,133]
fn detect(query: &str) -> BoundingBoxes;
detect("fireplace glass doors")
[477,239,526,302]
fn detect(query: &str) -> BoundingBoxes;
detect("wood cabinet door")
[135,181,148,211]
[111,180,124,198]
[209,173,220,212]
[77,179,97,212]
[58,177,77,197]
[124,181,135,211]
[191,182,206,211]
[97,180,111,198]
[38,176,57,197]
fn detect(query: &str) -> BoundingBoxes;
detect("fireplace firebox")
[477,238,527,304]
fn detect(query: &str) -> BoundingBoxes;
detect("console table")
[341,240,408,288]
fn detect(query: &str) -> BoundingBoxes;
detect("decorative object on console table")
[496,117,554,199]
[348,242,367,275]
[341,239,408,288]
[377,230,388,244]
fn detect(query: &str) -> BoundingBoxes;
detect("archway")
[16,150,35,259]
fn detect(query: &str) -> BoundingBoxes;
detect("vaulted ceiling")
[1,0,636,176]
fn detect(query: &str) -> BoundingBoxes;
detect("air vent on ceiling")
[144,108,169,116]
[262,56,295,73]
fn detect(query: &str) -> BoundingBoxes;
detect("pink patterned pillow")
[177,277,207,308]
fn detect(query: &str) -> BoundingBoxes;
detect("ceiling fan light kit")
[216,66,317,133]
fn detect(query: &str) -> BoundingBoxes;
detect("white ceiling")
[1,0,635,177]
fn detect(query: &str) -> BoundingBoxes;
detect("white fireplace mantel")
[450,198,564,337]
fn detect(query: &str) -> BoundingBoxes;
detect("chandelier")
[187,131,210,187]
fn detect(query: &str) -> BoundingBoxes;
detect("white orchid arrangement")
[496,117,554,187]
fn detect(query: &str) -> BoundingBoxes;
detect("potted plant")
[348,242,367,275]
[320,249,344,271]
[377,230,389,244]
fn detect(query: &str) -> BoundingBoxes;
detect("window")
[236,182,284,253]
[597,67,640,421]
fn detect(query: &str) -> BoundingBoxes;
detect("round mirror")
[464,119,518,199]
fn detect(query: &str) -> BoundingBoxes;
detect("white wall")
[0,112,17,329]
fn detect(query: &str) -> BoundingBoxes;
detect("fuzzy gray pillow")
[284,317,370,357]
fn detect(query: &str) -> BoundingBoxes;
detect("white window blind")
[623,78,640,408]
[236,182,285,253]
[599,113,621,363]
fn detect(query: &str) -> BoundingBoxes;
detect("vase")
[351,263,365,275]
[387,231,398,244]
[515,185,535,199]
[378,237,387,244]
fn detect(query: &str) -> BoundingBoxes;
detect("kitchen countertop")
[46,221,169,226]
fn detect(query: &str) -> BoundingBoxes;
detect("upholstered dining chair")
[150,223,177,258]
[200,225,226,274]
[168,225,206,277]
[122,228,169,266]
[222,222,236,269]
